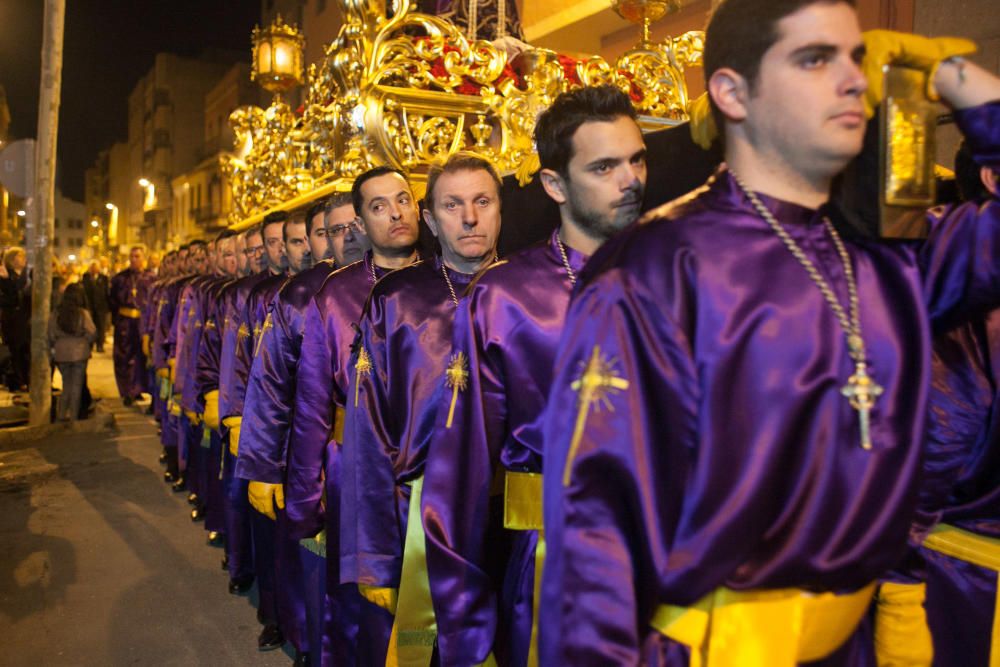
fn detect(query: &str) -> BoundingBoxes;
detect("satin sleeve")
[228,288,259,419]
[180,288,207,414]
[218,290,240,421]
[195,290,224,398]
[286,299,337,540]
[237,295,299,484]
[921,102,1000,333]
[539,273,700,666]
[341,297,402,587]
[422,289,509,665]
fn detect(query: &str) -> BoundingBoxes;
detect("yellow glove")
[359,585,398,615]
[168,399,182,417]
[862,30,976,115]
[141,334,151,358]
[203,390,220,430]
[248,481,285,520]
[156,367,170,380]
[686,92,717,150]
[873,581,933,666]
[224,416,242,456]
[184,409,201,426]
[168,358,176,384]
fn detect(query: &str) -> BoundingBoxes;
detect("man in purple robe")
[286,170,421,666]
[228,211,293,652]
[218,227,268,595]
[109,245,154,404]
[144,250,177,425]
[878,150,1000,667]
[538,0,1000,663]
[187,231,241,539]
[238,200,338,665]
[420,86,647,667]
[342,154,503,663]
[153,244,193,483]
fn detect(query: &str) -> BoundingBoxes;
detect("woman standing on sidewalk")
[48,284,95,422]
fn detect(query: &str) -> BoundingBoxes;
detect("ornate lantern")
[252,15,306,97]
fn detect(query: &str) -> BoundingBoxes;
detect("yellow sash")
[118,307,141,319]
[873,582,933,666]
[387,477,437,667]
[923,523,1000,667]
[503,471,544,667]
[649,583,875,667]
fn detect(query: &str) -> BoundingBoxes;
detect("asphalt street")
[0,350,291,666]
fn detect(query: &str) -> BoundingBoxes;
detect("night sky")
[0,1,261,202]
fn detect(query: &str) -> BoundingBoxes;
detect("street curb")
[0,406,117,448]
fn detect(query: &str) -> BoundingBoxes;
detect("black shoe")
[187,492,198,505]
[163,470,177,483]
[257,624,284,651]
[228,574,254,594]
[158,452,167,465]
[293,651,311,667]
[190,506,205,522]
[123,397,134,407]
[171,477,187,493]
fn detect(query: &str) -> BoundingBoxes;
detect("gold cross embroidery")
[236,323,250,344]
[205,319,216,331]
[564,345,630,486]
[354,346,372,407]
[253,314,273,357]
[444,351,469,429]
[195,319,203,329]
[187,306,196,319]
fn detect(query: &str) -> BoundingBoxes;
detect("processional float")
[224,0,704,230]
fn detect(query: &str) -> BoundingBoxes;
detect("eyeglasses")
[243,245,265,256]
[327,220,361,238]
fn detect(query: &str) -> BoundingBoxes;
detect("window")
[54,218,60,229]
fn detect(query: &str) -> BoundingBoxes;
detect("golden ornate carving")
[227,0,703,229]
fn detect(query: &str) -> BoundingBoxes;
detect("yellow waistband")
[651,583,876,667]
[118,307,142,319]
[923,523,1000,572]
[504,470,543,531]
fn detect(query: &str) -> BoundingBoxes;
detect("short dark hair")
[260,210,289,239]
[704,0,855,127]
[306,200,327,235]
[534,85,637,176]
[351,166,407,214]
[129,244,147,254]
[424,152,503,211]
[188,239,208,252]
[282,210,307,242]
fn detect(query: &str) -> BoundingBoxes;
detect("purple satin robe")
[219,272,270,422]
[286,253,390,541]
[421,231,586,666]
[342,256,473,588]
[109,267,154,398]
[539,103,1000,665]
[193,276,237,400]
[236,260,336,484]
[227,272,287,423]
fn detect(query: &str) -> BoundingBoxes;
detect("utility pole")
[29,0,66,426]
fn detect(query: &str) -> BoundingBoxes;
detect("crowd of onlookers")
[0,247,152,421]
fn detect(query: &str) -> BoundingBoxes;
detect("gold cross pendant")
[841,362,883,450]
[444,351,469,428]
[564,345,630,486]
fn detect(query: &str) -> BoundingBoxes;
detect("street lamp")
[90,219,99,228]
[138,177,150,188]
[16,209,25,217]
[105,202,119,247]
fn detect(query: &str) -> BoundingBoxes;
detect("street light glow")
[16,210,25,217]
[138,178,150,188]
[105,202,116,210]
[68,254,76,262]
[91,219,100,227]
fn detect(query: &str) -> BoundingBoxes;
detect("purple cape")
[341,256,472,587]
[421,230,586,666]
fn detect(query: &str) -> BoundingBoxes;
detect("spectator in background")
[48,283,95,421]
[82,261,110,352]
[0,246,30,391]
